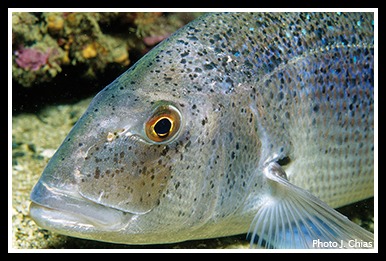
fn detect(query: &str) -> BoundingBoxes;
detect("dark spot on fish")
[187,35,198,41]
[94,167,100,179]
[177,39,187,45]
[161,146,169,156]
[194,85,202,91]
[285,111,290,120]
[194,67,202,73]
[203,62,215,70]
[277,92,284,101]
[184,140,191,149]
[181,51,189,57]
[228,132,233,141]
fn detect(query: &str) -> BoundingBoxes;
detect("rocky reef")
[12,12,201,88]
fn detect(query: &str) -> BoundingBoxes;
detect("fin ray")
[248,162,374,249]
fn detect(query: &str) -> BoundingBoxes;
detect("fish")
[29,12,375,249]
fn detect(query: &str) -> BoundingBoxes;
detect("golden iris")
[145,104,181,143]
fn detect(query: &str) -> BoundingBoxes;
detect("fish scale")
[252,40,374,207]
[30,12,374,249]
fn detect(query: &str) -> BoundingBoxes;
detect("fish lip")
[29,202,97,231]
[29,181,128,231]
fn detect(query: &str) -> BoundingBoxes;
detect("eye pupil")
[145,103,181,143]
[154,118,172,137]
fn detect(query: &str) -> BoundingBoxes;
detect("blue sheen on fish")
[29,12,374,249]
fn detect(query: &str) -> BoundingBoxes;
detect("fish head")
[29,41,245,244]
[29,14,267,243]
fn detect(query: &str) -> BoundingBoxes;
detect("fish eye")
[145,104,181,143]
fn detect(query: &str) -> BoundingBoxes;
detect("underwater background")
[11,12,374,249]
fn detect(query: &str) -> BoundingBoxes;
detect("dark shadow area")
[12,63,128,115]
[46,233,247,250]
[11,45,147,116]
[337,197,374,233]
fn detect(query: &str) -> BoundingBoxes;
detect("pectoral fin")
[248,162,374,249]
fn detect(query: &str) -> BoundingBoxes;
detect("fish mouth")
[29,181,128,232]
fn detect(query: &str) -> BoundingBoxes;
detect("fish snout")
[29,180,128,232]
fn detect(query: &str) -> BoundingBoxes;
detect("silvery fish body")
[30,12,374,249]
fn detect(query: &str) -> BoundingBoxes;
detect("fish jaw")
[29,179,235,245]
[29,180,129,234]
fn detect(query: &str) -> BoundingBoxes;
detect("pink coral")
[143,34,170,46]
[15,47,51,71]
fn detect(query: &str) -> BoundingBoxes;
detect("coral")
[12,13,65,87]
[12,12,41,44]
[46,13,64,33]
[12,12,202,88]
[133,12,163,37]
[15,47,52,71]
[81,43,98,59]
[12,33,65,87]
[143,34,170,46]
[113,52,130,66]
